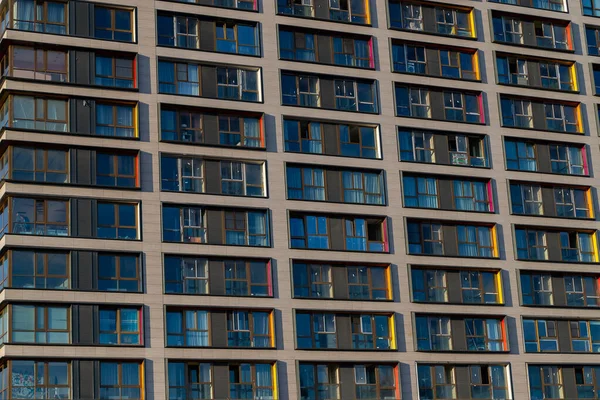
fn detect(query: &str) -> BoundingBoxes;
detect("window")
[342,171,383,204]
[457,225,495,258]
[497,56,528,86]
[216,22,259,55]
[391,43,426,74]
[221,161,265,196]
[292,263,333,298]
[515,228,548,260]
[227,310,272,347]
[296,312,337,348]
[403,176,439,209]
[465,318,505,351]
[8,360,70,399]
[99,362,142,400]
[493,16,523,44]
[298,364,340,400]
[158,61,200,96]
[453,180,491,212]
[9,250,68,289]
[395,86,430,118]
[354,365,397,399]
[347,266,389,300]
[550,143,586,175]
[565,275,600,307]
[11,197,68,236]
[407,222,444,255]
[528,366,563,399]
[286,166,326,201]
[9,146,67,183]
[229,364,274,399]
[164,256,208,295]
[219,115,262,147]
[470,365,509,400]
[99,308,141,345]
[440,50,477,80]
[505,139,537,171]
[501,98,533,128]
[520,272,553,305]
[162,206,206,243]
[97,153,137,188]
[224,259,271,296]
[217,67,260,101]
[545,103,579,132]
[166,309,209,346]
[435,7,472,37]
[276,0,314,17]
[332,37,371,68]
[329,0,368,23]
[94,7,134,42]
[278,30,316,62]
[587,26,600,56]
[351,314,392,350]
[584,0,600,16]
[535,21,568,49]
[170,16,198,48]
[570,320,600,352]
[443,91,481,123]
[461,270,500,304]
[333,80,376,112]
[415,315,452,350]
[168,362,212,400]
[290,215,329,249]
[160,155,204,193]
[11,95,67,132]
[11,0,66,34]
[523,319,559,352]
[411,269,447,302]
[11,46,67,82]
[96,103,136,138]
[160,109,203,144]
[398,130,435,163]
[224,211,269,246]
[561,231,596,262]
[344,218,386,252]
[97,202,138,240]
[281,74,320,107]
[417,365,456,400]
[98,253,140,292]
[554,187,590,218]
[540,62,574,91]
[510,183,543,215]
[95,55,135,88]
[398,3,423,31]
[575,366,600,398]
[11,304,68,343]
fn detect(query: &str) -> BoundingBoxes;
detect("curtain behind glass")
[459,226,478,257]
[14,0,35,30]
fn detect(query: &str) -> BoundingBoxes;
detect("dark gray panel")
[205,160,221,194]
[532,102,546,130]
[76,99,92,135]
[78,360,95,400]
[75,149,92,185]
[433,134,450,165]
[204,114,219,145]
[316,35,332,64]
[201,66,217,98]
[323,124,339,155]
[320,78,336,109]
[339,366,355,399]
[200,21,216,51]
[556,320,571,351]
[73,2,91,36]
[528,61,541,87]
[76,199,93,238]
[426,48,441,76]
[74,51,92,85]
[332,266,348,300]
[520,0,533,6]
[455,365,471,399]
[541,187,556,217]
[210,311,228,347]
[422,6,436,33]
[314,0,329,19]
[522,21,536,47]
[546,231,562,261]
[326,170,341,202]
[447,270,463,303]
[451,318,467,351]
[213,363,230,399]
[329,217,344,250]
[442,225,458,257]
[76,304,95,345]
[562,366,578,399]
[429,90,445,120]
[206,209,224,245]
[209,260,225,295]
[552,275,566,306]
[438,179,453,210]
[536,143,552,173]
[77,251,94,290]
[336,314,351,349]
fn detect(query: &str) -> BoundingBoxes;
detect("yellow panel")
[587,188,595,219]
[386,265,393,300]
[270,311,276,348]
[389,314,397,350]
[495,271,503,304]
[272,363,279,400]
[570,63,578,92]
[469,10,476,38]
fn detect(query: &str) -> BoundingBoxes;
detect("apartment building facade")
[0,0,599,398]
